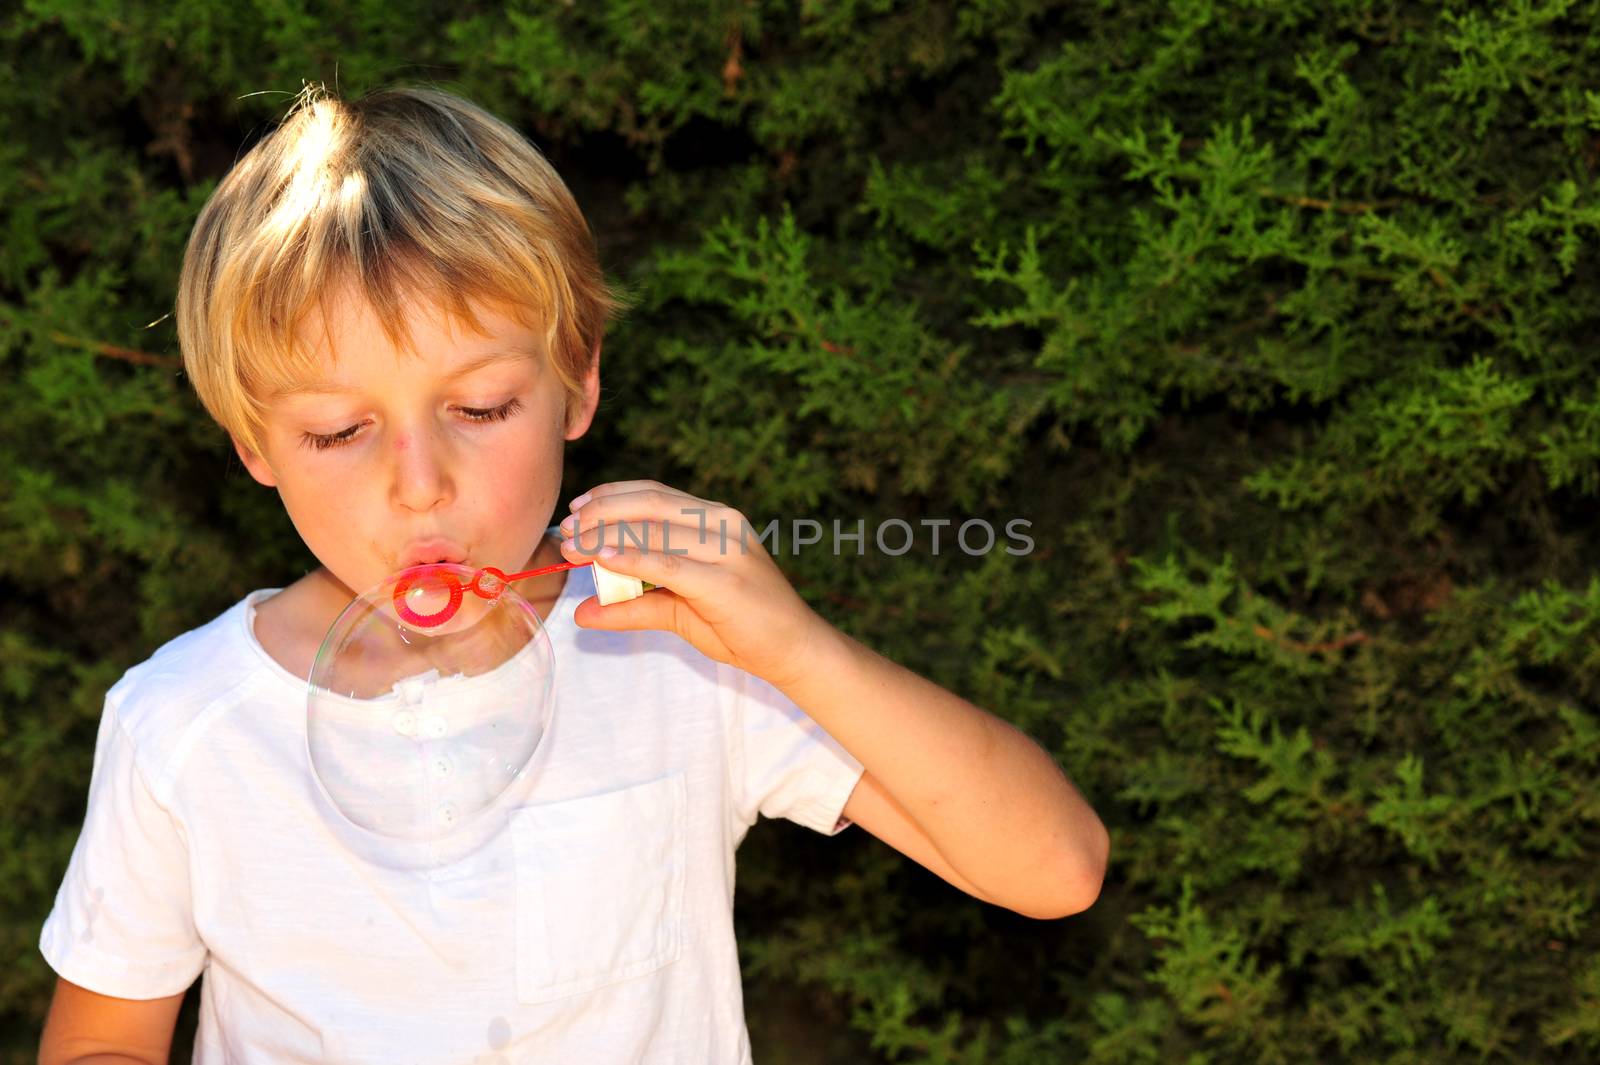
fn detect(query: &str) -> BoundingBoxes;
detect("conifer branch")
[721,18,744,98]
[1258,188,1413,214]
[1250,623,1370,656]
[47,331,180,369]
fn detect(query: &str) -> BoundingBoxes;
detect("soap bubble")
[306,564,554,842]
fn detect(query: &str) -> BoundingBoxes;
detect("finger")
[571,584,677,629]
[560,537,731,600]
[567,479,717,514]
[566,484,733,535]
[561,511,749,562]
[572,585,703,637]
[560,518,745,569]
[566,486,718,533]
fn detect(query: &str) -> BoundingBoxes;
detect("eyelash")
[300,398,525,452]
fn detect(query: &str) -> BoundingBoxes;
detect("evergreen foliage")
[4,2,1598,1061]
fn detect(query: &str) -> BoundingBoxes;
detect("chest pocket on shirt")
[509,772,687,1004]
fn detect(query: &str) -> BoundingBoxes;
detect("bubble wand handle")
[478,560,656,606]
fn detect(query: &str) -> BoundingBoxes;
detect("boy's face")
[233,286,597,610]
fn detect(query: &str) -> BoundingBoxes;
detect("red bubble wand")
[392,559,653,628]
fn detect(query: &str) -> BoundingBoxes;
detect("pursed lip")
[398,538,470,571]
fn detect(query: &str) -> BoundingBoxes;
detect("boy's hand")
[557,480,826,690]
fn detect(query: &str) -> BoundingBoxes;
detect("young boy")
[37,85,1108,1064]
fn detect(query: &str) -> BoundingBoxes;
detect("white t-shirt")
[39,560,864,1064]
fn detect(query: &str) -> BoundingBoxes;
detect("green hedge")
[4,2,1598,1062]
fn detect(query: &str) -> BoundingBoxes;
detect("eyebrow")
[272,349,540,399]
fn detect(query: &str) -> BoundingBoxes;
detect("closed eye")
[299,397,526,451]
[302,422,365,451]
[458,397,524,424]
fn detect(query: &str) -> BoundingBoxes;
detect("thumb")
[572,586,679,633]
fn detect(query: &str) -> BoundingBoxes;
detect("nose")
[389,425,454,513]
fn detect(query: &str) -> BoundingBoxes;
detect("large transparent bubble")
[306,564,554,843]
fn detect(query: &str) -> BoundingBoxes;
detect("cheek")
[478,432,562,517]
[278,469,366,535]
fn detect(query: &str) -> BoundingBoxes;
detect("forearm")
[777,621,1109,913]
[41,1042,163,1065]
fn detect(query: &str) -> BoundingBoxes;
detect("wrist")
[771,611,856,706]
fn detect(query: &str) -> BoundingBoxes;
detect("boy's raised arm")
[557,481,1110,920]
[775,622,1108,919]
[38,977,186,1065]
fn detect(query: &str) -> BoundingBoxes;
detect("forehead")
[277,286,543,397]
[296,281,540,361]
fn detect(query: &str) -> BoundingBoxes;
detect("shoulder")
[105,592,277,791]
[110,593,267,710]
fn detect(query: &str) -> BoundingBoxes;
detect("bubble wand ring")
[392,559,603,628]
[391,568,466,627]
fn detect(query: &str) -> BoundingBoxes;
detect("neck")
[514,532,570,623]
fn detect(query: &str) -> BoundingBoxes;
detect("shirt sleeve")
[719,662,864,836]
[38,695,207,998]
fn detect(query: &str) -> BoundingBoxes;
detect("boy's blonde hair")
[176,84,624,455]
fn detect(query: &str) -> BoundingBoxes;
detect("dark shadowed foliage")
[3,3,1599,1062]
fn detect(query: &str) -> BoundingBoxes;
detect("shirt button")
[420,715,448,739]
[394,669,439,704]
[430,755,454,778]
[436,801,459,827]
[391,711,418,737]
